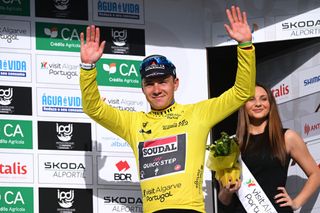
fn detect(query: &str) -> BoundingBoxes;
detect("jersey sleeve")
[194,45,256,127]
[79,68,134,142]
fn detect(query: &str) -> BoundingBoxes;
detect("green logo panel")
[36,22,86,52]
[0,0,30,16]
[96,58,142,88]
[0,187,33,212]
[0,120,32,149]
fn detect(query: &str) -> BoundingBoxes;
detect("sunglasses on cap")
[139,55,176,79]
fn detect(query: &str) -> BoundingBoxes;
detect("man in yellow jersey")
[80,5,255,213]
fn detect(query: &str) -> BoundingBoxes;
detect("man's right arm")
[79,25,109,124]
[79,25,132,140]
[80,67,133,142]
[80,67,102,117]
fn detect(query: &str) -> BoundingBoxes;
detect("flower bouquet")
[206,132,241,187]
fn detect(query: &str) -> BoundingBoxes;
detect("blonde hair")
[236,84,287,166]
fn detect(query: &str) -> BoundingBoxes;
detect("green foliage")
[206,132,238,157]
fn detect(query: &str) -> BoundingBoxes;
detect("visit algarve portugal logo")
[245,178,256,187]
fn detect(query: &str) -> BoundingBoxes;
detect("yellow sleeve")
[193,45,256,127]
[79,68,133,140]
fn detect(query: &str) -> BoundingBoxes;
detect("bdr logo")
[114,160,132,181]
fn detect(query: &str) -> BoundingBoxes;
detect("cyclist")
[79,5,256,213]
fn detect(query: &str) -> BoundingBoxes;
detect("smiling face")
[245,86,270,122]
[142,75,179,110]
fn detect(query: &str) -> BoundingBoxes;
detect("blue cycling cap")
[139,55,176,79]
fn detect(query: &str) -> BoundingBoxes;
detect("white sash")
[237,158,278,213]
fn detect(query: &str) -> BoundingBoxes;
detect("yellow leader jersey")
[80,46,256,213]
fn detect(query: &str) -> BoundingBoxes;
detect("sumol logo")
[116,160,130,172]
[245,179,256,187]
[57,189,74,208]
[56,123,73,142]
[0,88,13,106]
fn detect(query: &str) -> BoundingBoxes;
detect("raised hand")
[80,25,106,64]
[224,6,252,44]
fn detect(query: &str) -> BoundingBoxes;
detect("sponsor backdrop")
[0,0,149,212]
